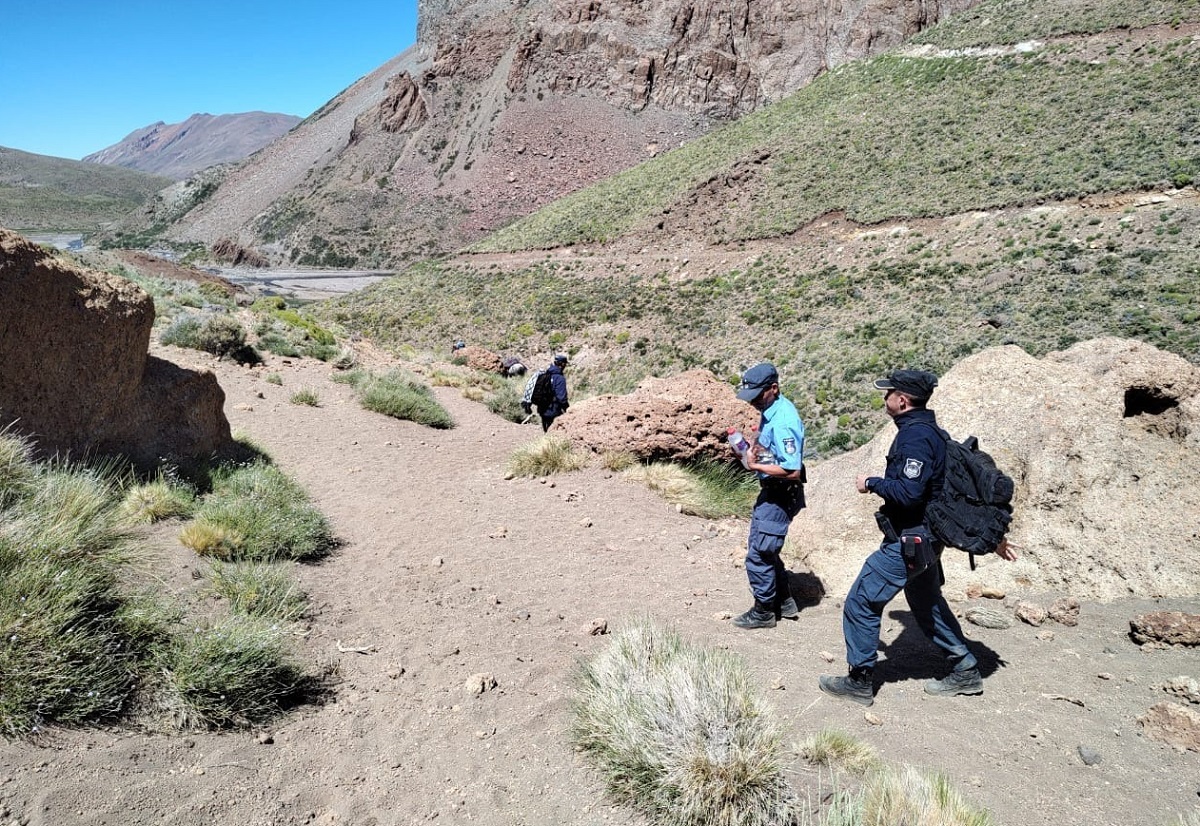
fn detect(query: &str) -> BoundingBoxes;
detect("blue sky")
[0,1,419,160]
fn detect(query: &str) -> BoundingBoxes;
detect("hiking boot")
[777,596,799,620]
[818,669,875,706]
[924,668,984,697]
[732,602,776,629]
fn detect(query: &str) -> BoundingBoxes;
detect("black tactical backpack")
[923,428,1015,568]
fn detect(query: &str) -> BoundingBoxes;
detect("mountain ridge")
[83,111,302,181]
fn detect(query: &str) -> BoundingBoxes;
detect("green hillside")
[320,0,1200,456]
[0,147,170,231]
[474,0,1200,252]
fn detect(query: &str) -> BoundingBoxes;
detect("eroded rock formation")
[0,229,231,466]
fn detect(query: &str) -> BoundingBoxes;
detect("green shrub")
[801,729,880,777]
[205,561,308,621]
[161,313,249,360]
[484,378,528,423]
[156,615,310,730]
[265,373,283,386]
[184,462,335,562]
[0,464,142,736]
[290,388,320,407]
[572,620,798,826]
[624,458,757,518]
[358,370,455,429]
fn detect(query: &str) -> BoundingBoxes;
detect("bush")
[571,620,798,826]
[800,729,880,777]
[0,463,142,736]
[290,388,320,407]
[505,435,588,477]
[358,370,454,429]
[624,458,757,518]
[484,378,528,423]
[161,313,248,359]
[156,615,310,730]
[182,462,335,562]
[119,476,195,524]
[205,561,308,621]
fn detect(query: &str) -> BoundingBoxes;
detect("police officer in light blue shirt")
[731,362,806,629]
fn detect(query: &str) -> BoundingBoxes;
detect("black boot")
[777,591,799,620]
[818,667,875,706]
[733,601,776,629]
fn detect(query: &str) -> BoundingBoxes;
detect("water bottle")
[726,427,751,468]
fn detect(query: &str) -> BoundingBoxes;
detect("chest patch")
[903,458,924,479]
[782,437,797,455]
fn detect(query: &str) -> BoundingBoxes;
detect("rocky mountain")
[149,0,979,267]
[84,112,301,181]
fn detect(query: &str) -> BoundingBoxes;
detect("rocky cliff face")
[85,112,301,181]
[162,0,980,266]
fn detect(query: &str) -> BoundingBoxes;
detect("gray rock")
[1077,745,1102,766]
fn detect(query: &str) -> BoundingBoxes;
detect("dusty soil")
[0,344,1198,826]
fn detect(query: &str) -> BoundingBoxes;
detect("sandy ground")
[1,346,1198,826]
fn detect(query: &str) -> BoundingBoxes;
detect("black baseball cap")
[737,363,779,401]
[873,369,938,401]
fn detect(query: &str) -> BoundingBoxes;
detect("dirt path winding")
[0,348,1197,826]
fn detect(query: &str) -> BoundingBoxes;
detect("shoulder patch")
[782,437,797,455]
[903,458,924,479]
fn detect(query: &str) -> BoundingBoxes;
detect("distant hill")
[0,147,170,232]
[84,112,301,181]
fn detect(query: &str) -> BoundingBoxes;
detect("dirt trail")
[0,348,1197,826]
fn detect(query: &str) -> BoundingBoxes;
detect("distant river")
[212,267,394,299]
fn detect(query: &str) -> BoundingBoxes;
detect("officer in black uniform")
[818,369,1013,706]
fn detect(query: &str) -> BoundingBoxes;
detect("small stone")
[864,712,883,726]
[979,586,1006,600]
[579,518,593,528]
[1036,630,1056,641]
[1077,745,1102,765]
[1049,597,1081,627]
[1097,672,1114,681]
[713,611,732,620]
[1015,601,1048,626]
[819,650,836,663]
[464,673,497,695]
[431,556,445,568]
[589,618,609,636]
[256,732,274,745]
[965,584,983,599]
[488,526,508,539]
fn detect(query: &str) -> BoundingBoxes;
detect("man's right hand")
[855,474,870,494]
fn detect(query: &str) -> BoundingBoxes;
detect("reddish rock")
[1015,601,1048,626]
[1130,611,1200,646]
[457,345,504,374]
[1137,702,1200,752]
[557,369,759,463]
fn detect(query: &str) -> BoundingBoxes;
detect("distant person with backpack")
[730,363,806,630]
[533,354,570,431]
[819,369,1017,707]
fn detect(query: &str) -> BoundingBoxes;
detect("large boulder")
[789,339,1200,601]
[0,229,231,466]
[557,369,760,463]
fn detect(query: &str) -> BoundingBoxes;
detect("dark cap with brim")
[737,362,779,401]
[874,369,938,400]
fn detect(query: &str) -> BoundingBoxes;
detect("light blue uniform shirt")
[755,395,805,478]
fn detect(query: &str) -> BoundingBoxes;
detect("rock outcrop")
[788,338,1200,601]
[0,229,231,466]
[558,369,759,463]
[159,0,981,265]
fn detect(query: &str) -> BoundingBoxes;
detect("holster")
[900,526,939,579]
[874,512,899,543]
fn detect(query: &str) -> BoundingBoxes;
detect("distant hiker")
[537,354,570,432]
[501,356,527,377]
[818,369,1017,707]
[451,339,466,354]
[730,363,806,630]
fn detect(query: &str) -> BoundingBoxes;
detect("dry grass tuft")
[571,619,799,826]
[801,729,880,777]
[506,435,589,477]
